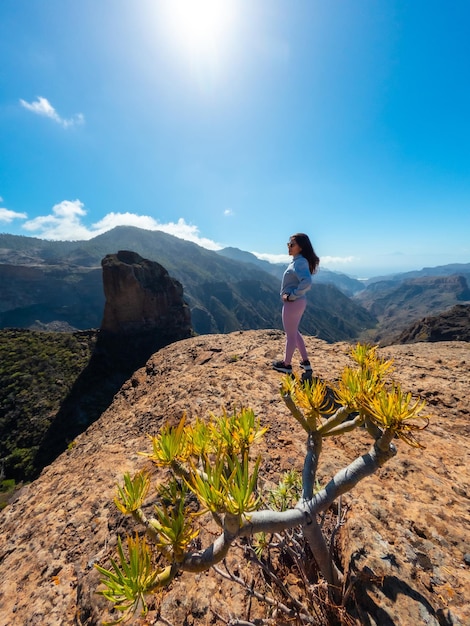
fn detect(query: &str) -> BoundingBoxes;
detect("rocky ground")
[0,330,468,626]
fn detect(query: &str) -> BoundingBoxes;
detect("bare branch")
[181,529,236,572]
[317,405,352,435]
[320,414,363,437]
[307,440,397,516]
[282,392,310,430]
[302,432,322,500]
[303,516,343,590]
[213,563,316,624]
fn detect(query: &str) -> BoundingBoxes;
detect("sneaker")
[272,360,292,374]
[300,359,312,371]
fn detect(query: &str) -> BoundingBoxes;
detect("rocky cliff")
[100,250,191,338]
[355,274,470,343]
[396,304,470,344]
[0,252,193,484]
[0,331,468,625]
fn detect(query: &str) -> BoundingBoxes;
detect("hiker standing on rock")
[272,233,320,375]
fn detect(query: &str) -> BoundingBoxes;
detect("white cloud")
[253,251,289,264]
[0,207,28,223]
[253,252,358,268]
[321,255,356,265]
[224,208,233,216]
[20,96,84,128]
[22,200,91,240]
[149,217,223,250]
[20,199,224,250]
[92,213,222,250]
[15,199,361,269]
[91,212,164,233]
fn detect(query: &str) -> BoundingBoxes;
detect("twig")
[246,577,254,622]
[213,562,316,624]
[271,532,329,623]
[244,547,303,610]
[212,611,272,626]
[272,531,310,589]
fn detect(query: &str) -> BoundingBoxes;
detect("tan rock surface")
[100,250,191,336]
[0,330,468,625]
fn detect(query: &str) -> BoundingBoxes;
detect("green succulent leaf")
[95,534,173,624]
[142,415,191,466]
[211,407,268,456]
[186,451,227,514]
[281,374,335,431]
[152,481,199,562]
[222,452,261,517]
[362,384,429,448]
[268,469,303,511]
[114,471,150,515]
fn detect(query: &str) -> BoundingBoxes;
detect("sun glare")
[162,0,236,62]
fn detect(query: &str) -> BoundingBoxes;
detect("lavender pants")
[282,298,309,365]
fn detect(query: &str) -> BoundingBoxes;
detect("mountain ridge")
[1,227,469,342]
[0,227,377,342]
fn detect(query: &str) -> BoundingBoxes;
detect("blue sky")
[1,0,470,278]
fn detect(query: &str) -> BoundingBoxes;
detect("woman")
[272,233,320,374]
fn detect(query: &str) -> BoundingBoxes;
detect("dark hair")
[291,233,320,274]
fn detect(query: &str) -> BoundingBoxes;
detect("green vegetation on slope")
[0,329,97,482]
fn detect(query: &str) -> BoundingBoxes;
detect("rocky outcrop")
[32,250,193,477]
[0,331,468,626]
[100,250,191,338]
[0,254,192,483]
[396,304,470,343]
[355,274,470,344]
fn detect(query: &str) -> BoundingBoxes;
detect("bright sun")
[162,0,236,61]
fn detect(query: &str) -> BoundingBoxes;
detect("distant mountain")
[216,247,273,270]
[217,247,365,296]
[365,262,470,285]
[0,228,376,343]
[354,274,470,344]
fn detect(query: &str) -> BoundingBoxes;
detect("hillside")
[0,331,468,625]
[0,321,195,485]
[395,304,470,344]
[355,274,470,344]
[0,228,376,342]
[0,330,98,484]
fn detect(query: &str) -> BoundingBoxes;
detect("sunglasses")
[287,242,297,247]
